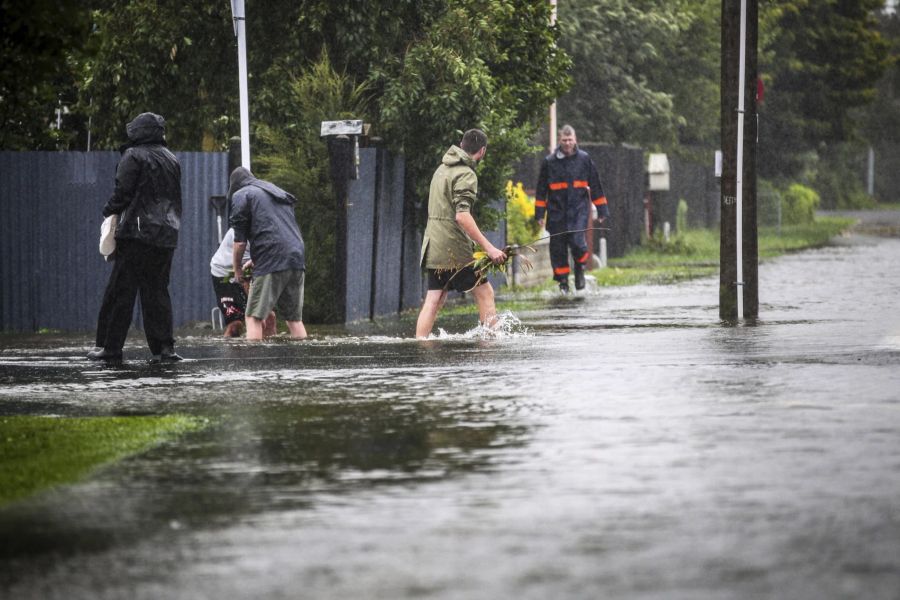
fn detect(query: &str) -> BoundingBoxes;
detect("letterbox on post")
[648,153,670,191]
[321,120,367,180]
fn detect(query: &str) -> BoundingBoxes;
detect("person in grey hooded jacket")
[228,167,307,340]
[88,112,182,363]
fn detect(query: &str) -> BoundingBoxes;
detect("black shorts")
[426,266,485,293]
[211,275,248,324]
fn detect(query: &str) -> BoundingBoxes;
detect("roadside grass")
[0,415,207,506]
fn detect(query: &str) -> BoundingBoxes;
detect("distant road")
[818,208,900,236]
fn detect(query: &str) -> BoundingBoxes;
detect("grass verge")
[0,415,207,506]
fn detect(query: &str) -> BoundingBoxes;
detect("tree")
[758,0,891,182]
[556,0,696,148]
[373,0,570,230]
[0,0,90,149]
[79,0,235,150]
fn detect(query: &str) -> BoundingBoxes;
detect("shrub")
[781,183,820,225]
[757,178,783,227]
[255,52,371,323]
[505,181,541,246]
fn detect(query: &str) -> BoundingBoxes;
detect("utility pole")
[720,0,759,321]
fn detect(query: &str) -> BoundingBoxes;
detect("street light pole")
[230,0,250,169]
[549,0,558,152]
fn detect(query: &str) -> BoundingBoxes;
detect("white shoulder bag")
[99,214,118,259]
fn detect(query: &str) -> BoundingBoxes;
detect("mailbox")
[647,153,670,191]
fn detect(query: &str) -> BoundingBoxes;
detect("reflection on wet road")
[1,236,899,599]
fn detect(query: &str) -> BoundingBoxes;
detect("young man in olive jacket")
[416,129,506,338]
[88,112,183,363]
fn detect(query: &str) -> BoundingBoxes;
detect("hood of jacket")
[441,145,477,169]
[125,112,166,146]
[227,166,296,206]
[554,144,580,160]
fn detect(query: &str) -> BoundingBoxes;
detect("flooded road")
[1,232,899,599]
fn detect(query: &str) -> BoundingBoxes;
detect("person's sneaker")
[574,266,586,290]
[160,347,183,361]
[86,348,123,361]
[149,348,183,364]
[559,282,570,295]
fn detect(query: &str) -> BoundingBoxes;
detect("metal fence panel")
[372,150,405,318]
[0,151,227,333]
[583,143,645,258]
[345,149,377,322]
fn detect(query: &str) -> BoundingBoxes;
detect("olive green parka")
[420,145,479,270]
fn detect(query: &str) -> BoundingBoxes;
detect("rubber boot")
[574,265,586,291]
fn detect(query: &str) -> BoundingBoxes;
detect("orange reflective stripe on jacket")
[592,195,608,206]
[535,199,547,208]
[573,180,589,188]
[549,182,568,191]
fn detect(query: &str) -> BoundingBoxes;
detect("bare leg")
[416,290,448,339]
[245,316,264,340]
[471,282,499,330]
[223,320,244,338]
[286,320,307,339]
[263,312,277,337]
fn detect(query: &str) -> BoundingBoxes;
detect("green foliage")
[374,0,570,230]
[759,0,891,180]
[0,415,205,505]
[813,144,876,210]
[780,183,820,224]
[612,216,853,270]
[0,0,90,149]
[757,178,785,227]
[254,52,371,324]
[79,1,235,150]
[557,0,701,148]
[642,230,700,256]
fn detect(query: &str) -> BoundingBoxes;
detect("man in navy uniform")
[535,124,609,293]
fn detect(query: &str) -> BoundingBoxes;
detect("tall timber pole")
[720,0,759,321]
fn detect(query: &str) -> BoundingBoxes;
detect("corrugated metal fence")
[0,151,228,333]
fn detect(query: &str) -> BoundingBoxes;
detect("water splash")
[433,310,532,341]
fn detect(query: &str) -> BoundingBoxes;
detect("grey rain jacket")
[102,113,182,248]
[228,167,305,278]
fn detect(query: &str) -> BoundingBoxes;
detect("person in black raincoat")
[88,112,182,362]
[535,124,610,293]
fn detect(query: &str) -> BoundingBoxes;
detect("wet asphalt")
[0,214,898,599]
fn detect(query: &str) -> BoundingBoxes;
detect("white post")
[599,238,607,267]
[231,0,251,169]
[867,146,875,196]
[735,0,747,319]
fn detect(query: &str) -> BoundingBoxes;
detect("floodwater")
[1,230,899,599]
